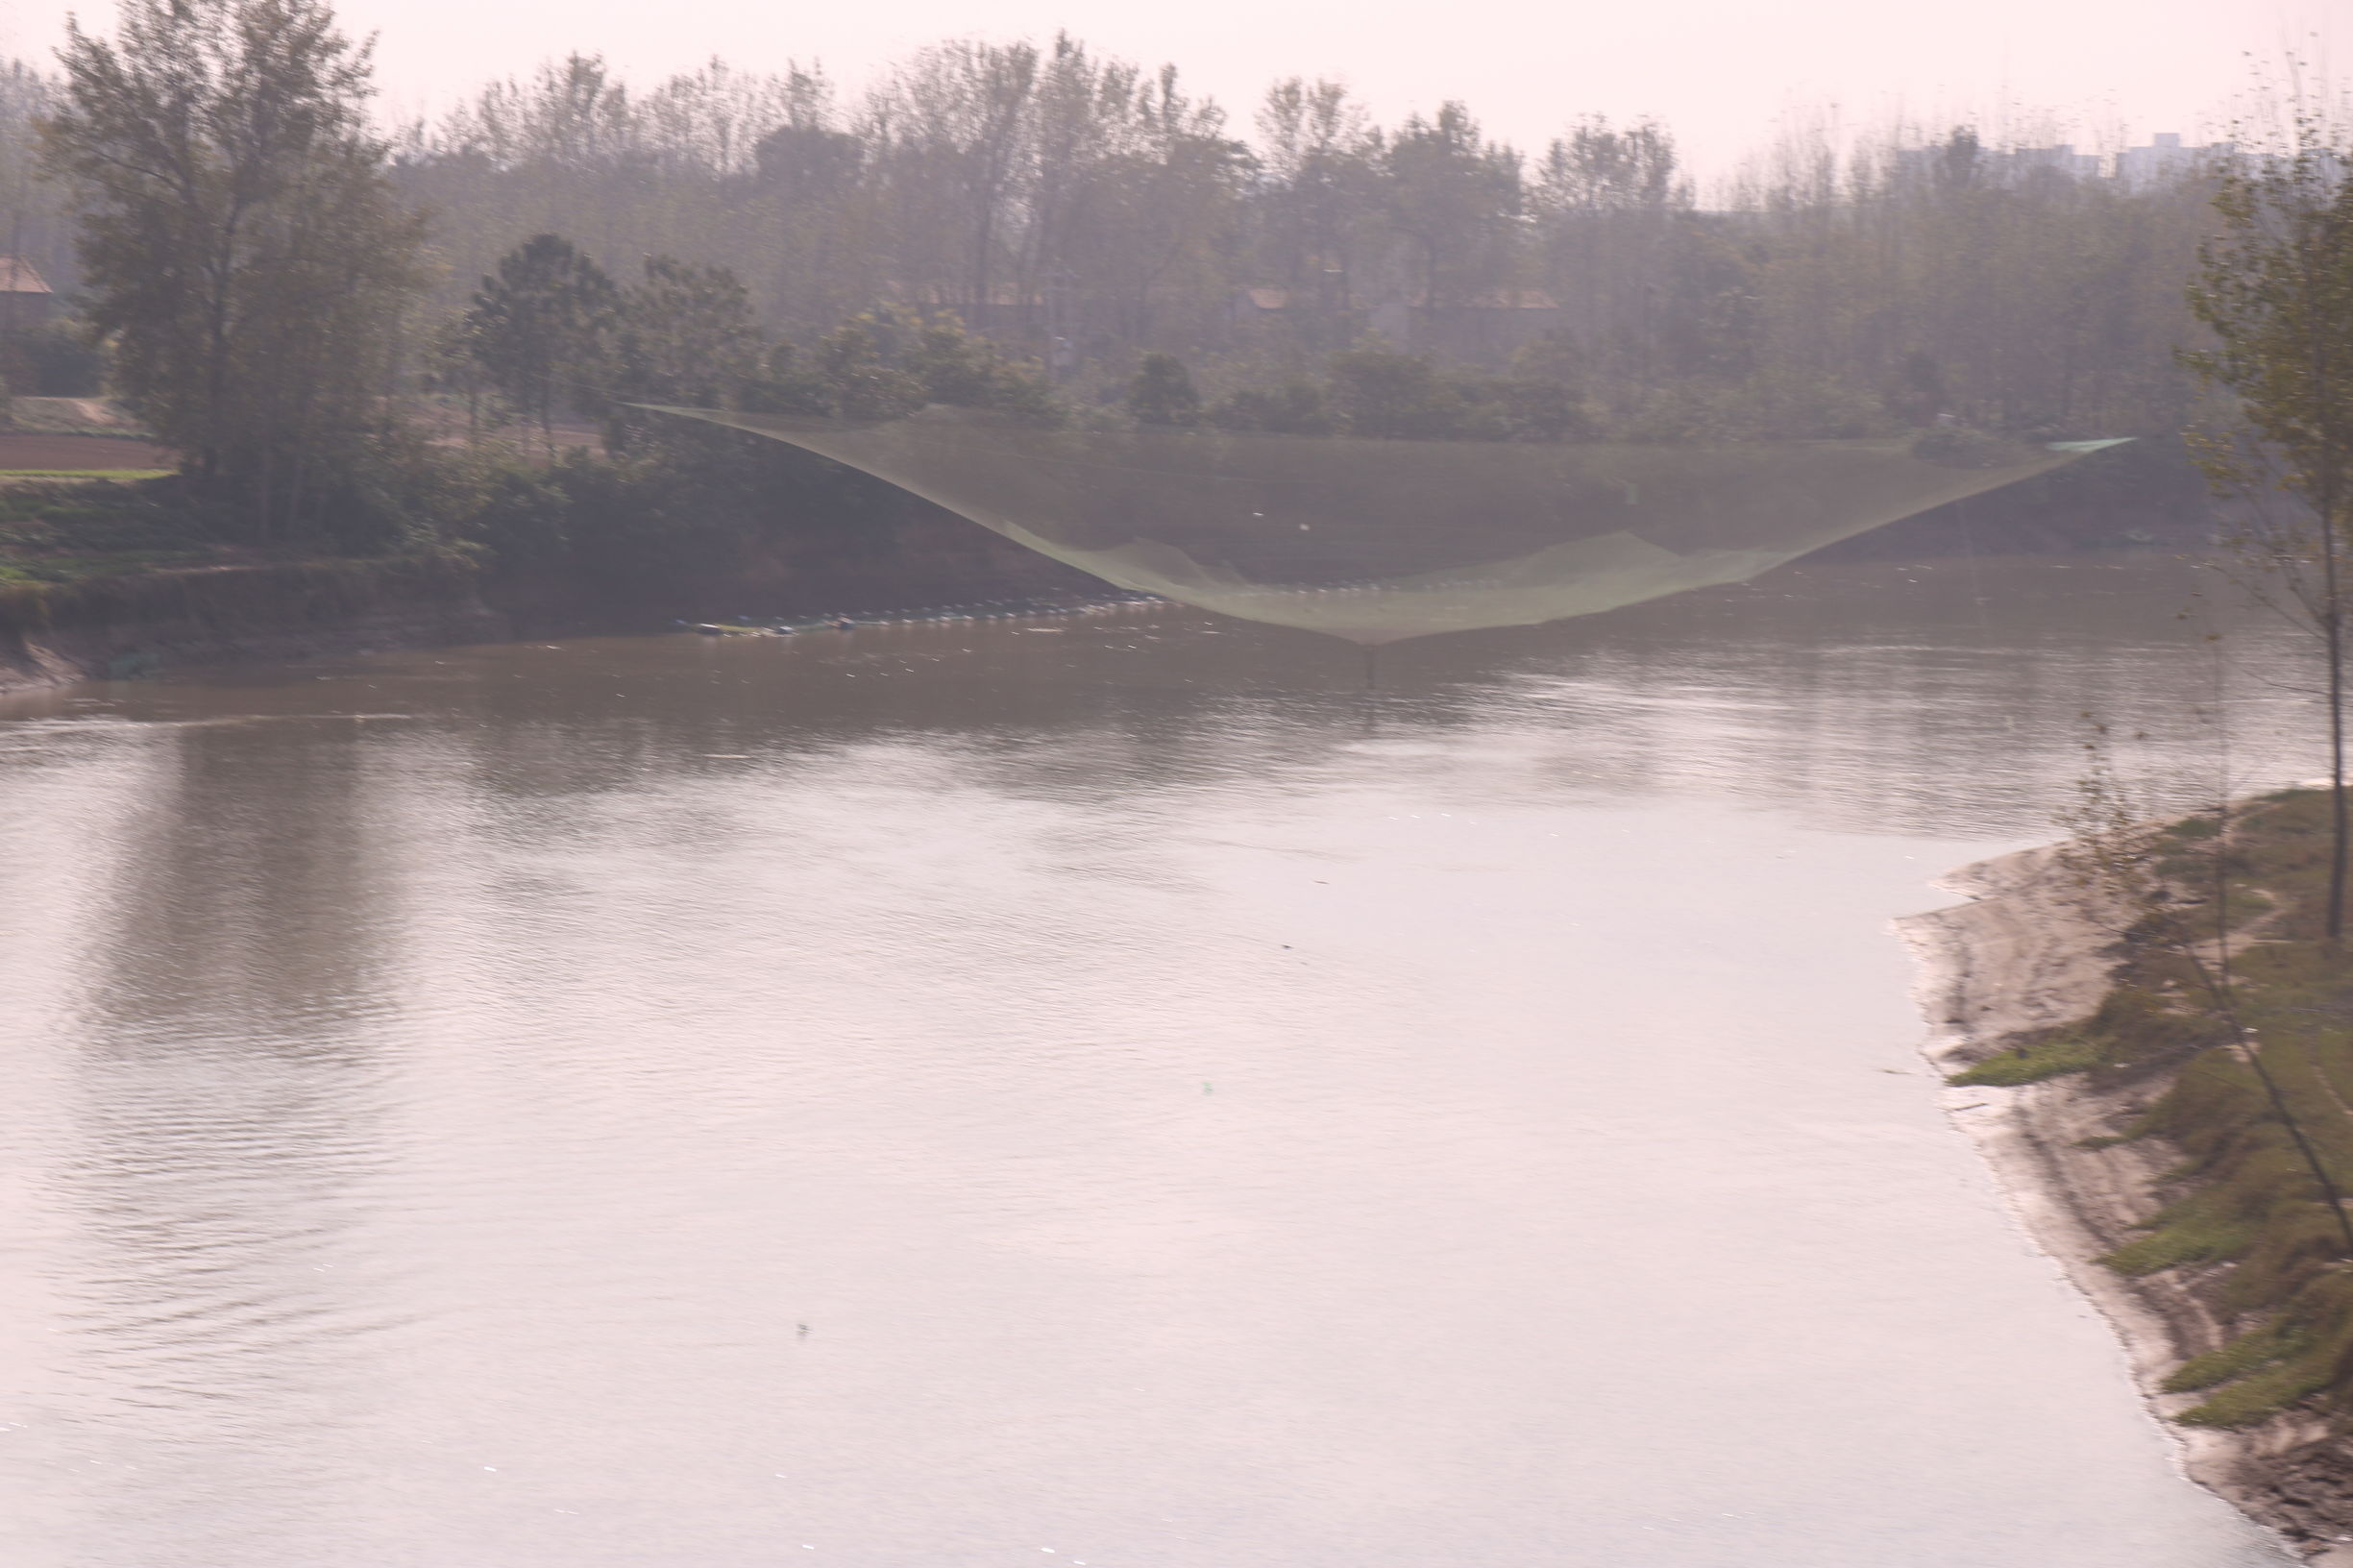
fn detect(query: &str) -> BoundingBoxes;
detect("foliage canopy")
[40,0,427,541]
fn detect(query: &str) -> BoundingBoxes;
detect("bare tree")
[2183,113,2353,936]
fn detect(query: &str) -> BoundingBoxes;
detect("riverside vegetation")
[9,0,2353,1522]
[0,0,2310,606]
[1950,786,2353,1431]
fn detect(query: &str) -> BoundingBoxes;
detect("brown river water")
[0,554,2316,1566]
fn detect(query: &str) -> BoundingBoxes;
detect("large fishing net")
[653,404,2125,644]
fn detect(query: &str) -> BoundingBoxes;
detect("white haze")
[3,0,2343,181]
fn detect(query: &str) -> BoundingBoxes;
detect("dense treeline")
[394,49,2223,441]
[5,28,2232,443]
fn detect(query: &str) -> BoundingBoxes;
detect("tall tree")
[1530,117,1684,383]
[1382,103,1521,312]
[615,254,761,407]
[464,232,618,452]
[40,0,426,538]
[1253,79,1379,342]
[2183,124,2353,937]
[872,40,1040,324]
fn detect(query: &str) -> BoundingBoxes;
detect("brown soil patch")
[0,432,176,471]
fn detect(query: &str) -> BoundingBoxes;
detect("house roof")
[0,257,53,295]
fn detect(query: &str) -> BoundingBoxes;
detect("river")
[0,553,2313,1566]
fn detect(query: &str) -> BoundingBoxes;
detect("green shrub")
[1126,353,1202,429]
[1327,345,1463,438]
[1207,380,1334,436]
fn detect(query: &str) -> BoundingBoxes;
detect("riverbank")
[1901,802,2353,1562]
[0,480,1107,692]
[0,399,2222,691]
[0,553,507,691]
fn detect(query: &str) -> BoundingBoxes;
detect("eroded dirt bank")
[0,555,506,692]
[1901,849,2353,1562]
[0,507,1105,693]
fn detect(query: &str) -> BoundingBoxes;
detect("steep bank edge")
[0,507,1114,694]
[0,557,508,695]
[1899,848,2348,1562]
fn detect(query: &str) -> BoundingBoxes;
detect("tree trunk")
[2327,467,2346,941]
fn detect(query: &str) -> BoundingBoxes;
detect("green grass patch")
[2102,1212,2259,1275]
[1947,1034,2104,1087]
[2163,1317,2306,1393]
[0,477,217,581]
[2167,1273,2353,1426]
[0,468,174,480]
[0,549,214,583]
[2177,1359,2337,1427]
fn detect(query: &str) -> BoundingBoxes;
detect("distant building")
[2002,144,2103,183]
[1891,133,2237,191]
[1890,140,2096,188]
[0,257,56,331]
[2115,133,2226,190]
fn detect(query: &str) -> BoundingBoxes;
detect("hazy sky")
[6,0,2343,181]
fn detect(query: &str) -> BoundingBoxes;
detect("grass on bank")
[0,477,222,582]
[1948,1032,2107,1087]
[1968,789,2353,1428]
[0,468,174,480]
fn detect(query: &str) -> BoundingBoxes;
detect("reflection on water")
[0,555,2307,1566]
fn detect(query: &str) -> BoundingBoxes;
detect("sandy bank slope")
[1900,847,2353,1562]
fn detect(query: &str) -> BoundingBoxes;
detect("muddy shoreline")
[1901,847,2353,1562]
[0,557,510,694]
[0,508,1110,694]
